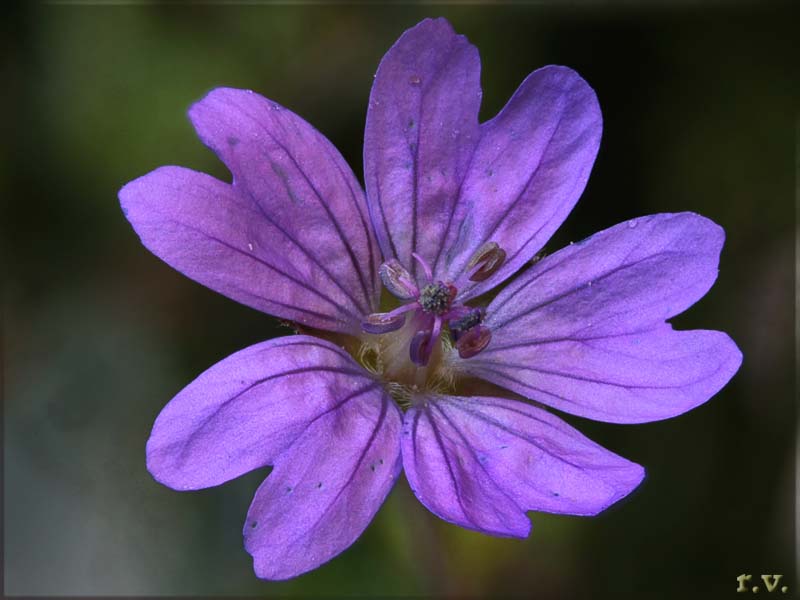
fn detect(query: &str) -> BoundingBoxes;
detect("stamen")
[455,325,492,358]
[442,304,472,321]
[430,315,443,350]
[361,304,416,334]
[466,241,506,282]
[410,315,444,367]
[448,307,485,342]
[379,259,417,300]
[411,252,433,282]
[409,329,433,366]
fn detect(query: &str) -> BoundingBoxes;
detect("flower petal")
[485,213,725,336]
[456,213,743,423]
[364,18,481,281]
[244,384,402,580]
[439,65,602,299]
[146,336,384,490]
[120,167,369,333]
[402,395,644,537]
[167,86,378,332]
[463,325,741,424]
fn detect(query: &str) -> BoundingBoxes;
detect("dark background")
[4,2,796,598]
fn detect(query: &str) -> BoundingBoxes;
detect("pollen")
[449,309,483,339]
[418,282,454,315]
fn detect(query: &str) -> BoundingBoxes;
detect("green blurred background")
[5,2,796,598]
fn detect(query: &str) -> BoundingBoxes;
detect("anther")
[455,325,492,358]
[379,259,417,300]
[448,307,485,342]
[362,311,407,335]
[466,241,506,282]
[409,329,433,366]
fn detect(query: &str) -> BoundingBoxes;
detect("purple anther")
[361,311,407,334]
[467,241,506,282]
[409,329,433,366]
[448,307,485,342]
[455,325,492,358]
[379,259,418,300]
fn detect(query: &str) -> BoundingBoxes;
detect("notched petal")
[458,213,741,422]
[244,389,402,580]
[119,166,366,333]
[364,17,482,280]
[401,394,644,537]
[186,87,382,327]
[145,336,376,490]
[439,65,603,299]
[464,324,742,424]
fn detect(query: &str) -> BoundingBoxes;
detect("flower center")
[418,282,454,314]
[359,245,504,396]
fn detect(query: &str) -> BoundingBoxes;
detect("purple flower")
[119,18,742,580]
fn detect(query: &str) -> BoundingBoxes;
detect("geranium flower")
[119,18,742,580]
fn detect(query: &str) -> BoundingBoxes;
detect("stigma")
[418,282,456,315]
[360,246,504,370]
